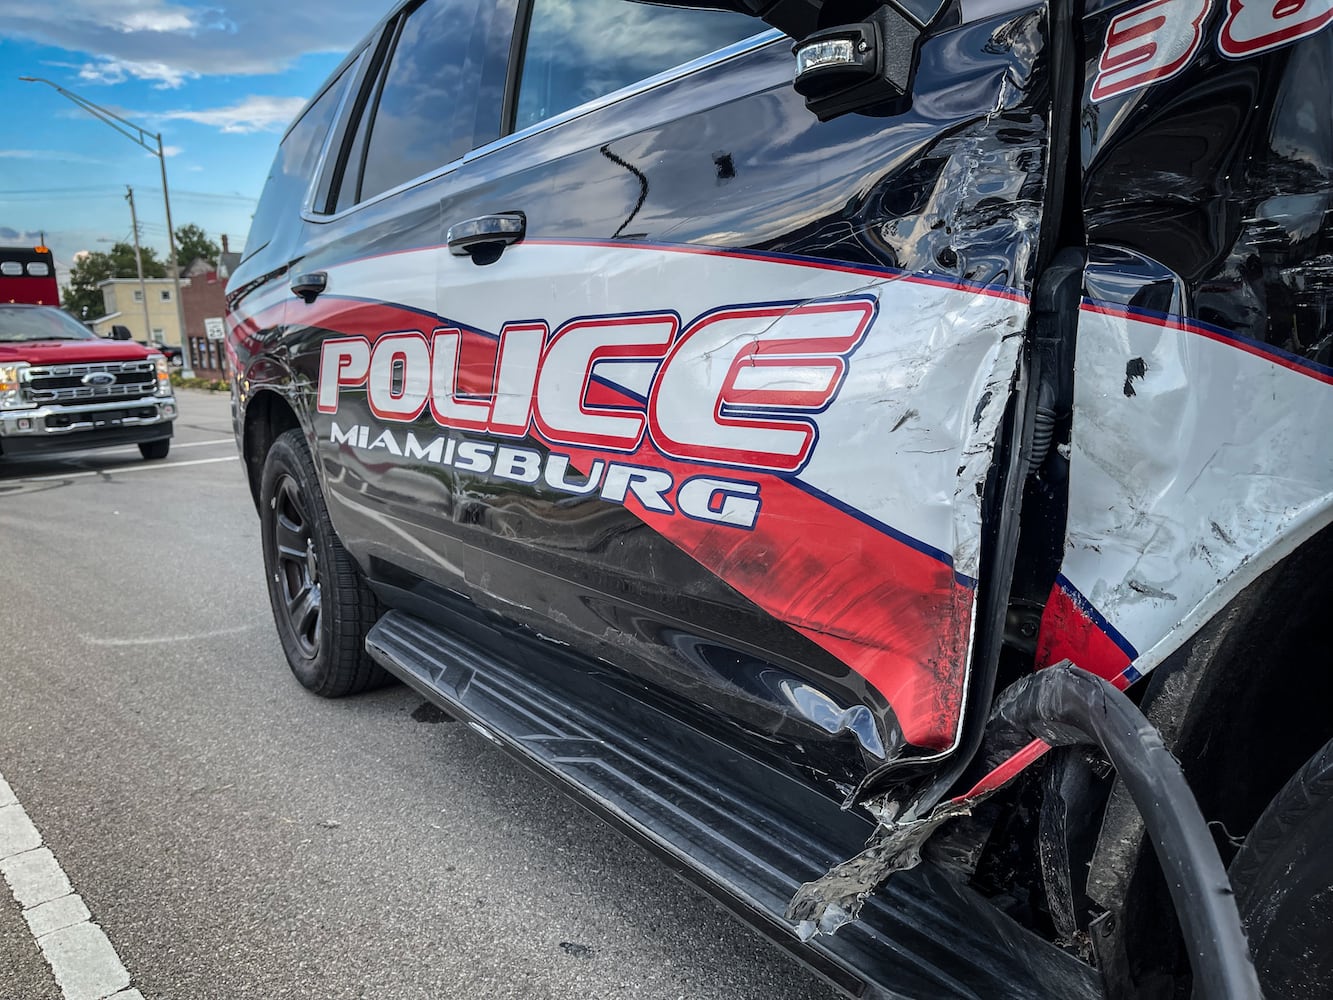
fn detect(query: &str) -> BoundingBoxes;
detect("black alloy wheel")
[272,472,322,658]
[259,427,386,697]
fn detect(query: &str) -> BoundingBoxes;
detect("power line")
[0,186,124,196]
[0,186,258,204]
[137,187,259,204]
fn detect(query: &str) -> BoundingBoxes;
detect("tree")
[174,224,220,269]
[61,242,166,320]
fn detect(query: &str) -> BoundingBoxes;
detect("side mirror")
[110,325,133,341]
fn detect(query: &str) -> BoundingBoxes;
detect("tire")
[1229,737,1333,1000]
[259,427,386,697]
[139,439,170,460]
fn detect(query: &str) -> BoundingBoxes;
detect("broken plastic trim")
[787,661,1262,1000]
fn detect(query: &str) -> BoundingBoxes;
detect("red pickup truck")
[0,246,176,460]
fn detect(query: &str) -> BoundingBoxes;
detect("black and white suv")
[227,2,1333,997]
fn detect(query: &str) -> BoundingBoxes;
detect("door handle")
[447,212,525,263]
[290,271,327,304]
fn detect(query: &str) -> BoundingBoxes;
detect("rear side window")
[244,63,355,259]
[356,0,477,203]
[513,0,759,133]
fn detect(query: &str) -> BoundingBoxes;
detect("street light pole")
[19,76,196,377]
[155,132,193,377]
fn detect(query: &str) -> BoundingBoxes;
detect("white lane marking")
[40,924,131,1000]
[16,454,237,483]
[1,847,71,907]
[0,772,137,1000]
[25,894,91,937]
[170,438,235,449]
[82,623,260,647]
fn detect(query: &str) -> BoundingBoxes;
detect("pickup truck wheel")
[259,427,386,697]
[139,439,170,460]
[1229,737,1333,1000]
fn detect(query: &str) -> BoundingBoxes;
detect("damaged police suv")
[228,1,1332,997]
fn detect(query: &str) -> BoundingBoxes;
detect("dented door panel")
[1038,0,1333,682]
[268,6,1059,792]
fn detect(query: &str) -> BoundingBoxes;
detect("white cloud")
[0,0,381,81]
[113,7,196,33]
[159,145,184,157]
[0,0,200,36]
[79,57,197,89]
[154,95,307,135]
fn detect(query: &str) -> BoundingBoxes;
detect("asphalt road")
[0,389,843,1000]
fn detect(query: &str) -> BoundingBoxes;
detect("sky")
[0,0,388,286]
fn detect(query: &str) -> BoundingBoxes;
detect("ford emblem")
[82,372,117,387]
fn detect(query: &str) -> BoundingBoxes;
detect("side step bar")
[366,609,1102,1000]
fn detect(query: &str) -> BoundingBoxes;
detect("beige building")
[91,277,188,346]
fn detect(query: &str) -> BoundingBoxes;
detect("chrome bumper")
[0,395,177,437]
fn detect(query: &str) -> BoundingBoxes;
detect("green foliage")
[60,223,219,322]
[170,373,230,392]
[174,224,221,269]
[61,242,167,320]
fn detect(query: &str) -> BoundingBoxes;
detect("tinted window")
[244,63,355,259]
[514,0,759,132]
[358,0,476,203]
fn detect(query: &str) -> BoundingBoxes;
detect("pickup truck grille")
[24,360,157,404]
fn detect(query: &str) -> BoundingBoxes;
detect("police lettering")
[317,298,874,474]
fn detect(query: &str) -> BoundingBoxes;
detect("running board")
[366,610,1102,1000]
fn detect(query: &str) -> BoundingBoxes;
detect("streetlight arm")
[17,77,158,154]
[20,74,198,378]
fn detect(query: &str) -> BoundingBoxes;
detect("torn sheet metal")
[1040,250,1333,684]
[787,795,984,939]
[1047,20,1333,682]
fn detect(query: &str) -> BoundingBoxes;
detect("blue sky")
[0,0,387,285]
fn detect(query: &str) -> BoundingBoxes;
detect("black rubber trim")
[990,661,1262,1000]
[0,424,171,456]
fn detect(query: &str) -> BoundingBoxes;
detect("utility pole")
[125,187,153,344]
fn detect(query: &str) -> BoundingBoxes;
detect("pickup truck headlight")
[0,363,31,409]
[153,354,171,396]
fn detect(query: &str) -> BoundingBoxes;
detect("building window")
[160,289,172,302]
[152,328,164,340]
[133,290,144,303]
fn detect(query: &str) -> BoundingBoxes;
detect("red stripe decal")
[562,432,974,751]
[1034,581,1133,681]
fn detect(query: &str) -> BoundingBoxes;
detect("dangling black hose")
[990,661,1261,1000]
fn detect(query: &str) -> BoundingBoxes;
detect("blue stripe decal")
[1084,298,1333,383]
